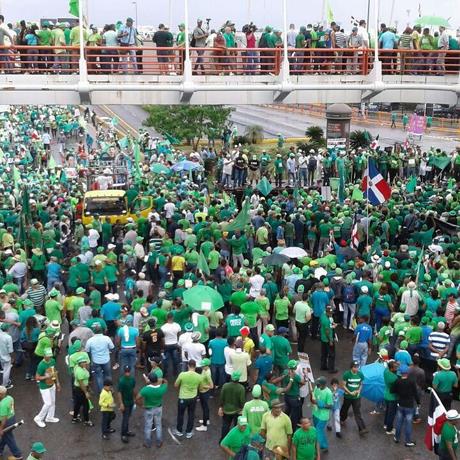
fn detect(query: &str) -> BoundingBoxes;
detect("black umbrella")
[337,246,360,261]
[263,253,290,266]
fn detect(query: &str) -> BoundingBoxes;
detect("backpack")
[342,285,357,303]
[308,156,317,169]
[190,35,196,47]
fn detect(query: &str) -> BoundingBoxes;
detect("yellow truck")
[82,190,153,225]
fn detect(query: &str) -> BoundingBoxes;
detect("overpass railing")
[0,45,459,77]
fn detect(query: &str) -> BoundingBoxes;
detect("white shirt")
[42,133,52,144]
[249,274,265,298]
[183,341,206,363]
[134,243,145,260]
[178,332,193,360]
[88,229,100,248]
[357,26,369,47]
[164,202,176,218]
[161,322,181,345]
[224,346,235,375]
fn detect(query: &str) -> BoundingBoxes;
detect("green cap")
[287,359,298,369]
[266,324,275,332]
[237,416,248,426]
[400,340,408,350]
[49,288,59,297]
[23,299,34,308]
[231,370,242,381]
[252,384,262,398]
[76,287,86,295]
[164,282,173,289]
[31,442,47,454]
[45,327,56,336]
[200,358,211,367]
[77,355,89,364]
[44,348,53,357]
[438,358,451,370]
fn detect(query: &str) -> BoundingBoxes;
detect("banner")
[408,114,426,136]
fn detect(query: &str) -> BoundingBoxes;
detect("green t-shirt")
[195,314,210,343]
[320,313,332,343]
[74,365,90,387]
[70,296,85,315]
[312,386,333,421]
[37,29,53,46]
[139,383,167,408]
[274,297,290,321]
[282,372,302,397]
[292,427,318,460]
[36,358,56,390]
[92,268,107,285]
[240,301,260,328]
[118,375,135,406]
[440,422,459,454]
[294,301,311,324]
[271,335,291,368]
[0,395,14,419]
[35,335,52,358]
[342,370,364,399]
[433,370,458,393]
[175,371,202,399]
[384,369,398,401]
[242,399,269,434]
[406,326,422,345]
[230,291,247,307]
[104,264,118,283]
[225,314,245,337]
[89,289,101,309]
[45,298,62,321]
[220,425,251,457]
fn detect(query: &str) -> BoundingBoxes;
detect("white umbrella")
[280,247,308,259]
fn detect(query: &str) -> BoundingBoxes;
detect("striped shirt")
[26,285,48,308]
[399,33,413,49]
[334,32,347,48]
[428,331,450,359]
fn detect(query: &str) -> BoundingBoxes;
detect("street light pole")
[132,1,138,27]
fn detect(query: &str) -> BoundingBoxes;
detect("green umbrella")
[256,177,273,197]
[183,285,224,311]
[414,16,450,28]
[150,163,171,175]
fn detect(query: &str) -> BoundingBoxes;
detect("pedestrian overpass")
[0,45,459,106]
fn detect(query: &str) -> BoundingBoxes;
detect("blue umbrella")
[360,362,385,403]
[171,160,202,172]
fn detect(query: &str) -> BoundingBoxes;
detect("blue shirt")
[47,262,62,280]
[354,323,373,343]
[117,326,139,348]
[208,337,227,365]
[394,350,413,367]
[118,25,136,45]
[101,301,121,321]
[254,354,273,384]
[85,333,114,364]
[379,31,396,49]
[311,290,330,317]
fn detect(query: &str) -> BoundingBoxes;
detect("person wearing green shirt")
[44,289,63,324]
[433,358,458,410]
[340,361,367,435]
[34,348,60,427]
[439,410,460,459]
[173,360,203,437]
[225,307,245,337]
[320,306,336,373]
[242,385,269,435]
[0,387,22,459]
[309,374,333,451]
[383,360,398,434]
[220,416,251,459]
[136,372,167,448]
[281,360,304,430]
[274,293,290,329]
[274,154,284,187]
[292,417,319,460]
[271,328,291,370]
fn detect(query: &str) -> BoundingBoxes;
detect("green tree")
[244,125,264,144]
[143,105,233,150]
[349,130,373,150]
[305,125,325,143]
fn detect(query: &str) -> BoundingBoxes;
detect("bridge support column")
[181,0,194,102]
[275,0,292,102]
[78,0,89,103]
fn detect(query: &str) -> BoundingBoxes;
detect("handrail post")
[183,0,193,84]
[78,0,88,82]
[371,0,382,80]
[280,0,291,82]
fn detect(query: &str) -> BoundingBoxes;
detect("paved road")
[230,105,460,151]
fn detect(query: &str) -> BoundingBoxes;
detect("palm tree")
[244,125,264,144]
[305,125,324,143]
[349,130,373,150]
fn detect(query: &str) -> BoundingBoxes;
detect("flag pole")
[429,387,447,412]
[366,153,370,250]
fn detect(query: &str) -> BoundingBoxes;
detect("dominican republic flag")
[425,389,447,453]
[370,134,379,151]
[351,223,359,249]
[361,159,392,205]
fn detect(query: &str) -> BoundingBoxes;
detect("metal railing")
[0,45,458,77]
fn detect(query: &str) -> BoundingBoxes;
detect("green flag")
[225,198,251,232]
[12,166,20,188]
[430,156,451,170]
[406,176,417,193]
[163,131,180,145]
[415,246,425,283]
[69,0,79,17]
[256,177,273,197]
[447,178,456,190]
[0,148,4,161]
[133,142,142,183]
[351,187,364,201]
[337,158,345,204]
[118,136,130,149]
[412,228,434,246]
[48,155,56,170]
[197,250,210,276]
[60,169,68,185]
[326,0,334,23]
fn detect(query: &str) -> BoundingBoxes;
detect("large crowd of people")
[0,103,456,460]
[0,14,458,75]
